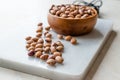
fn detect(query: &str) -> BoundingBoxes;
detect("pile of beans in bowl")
[49,4,96,19]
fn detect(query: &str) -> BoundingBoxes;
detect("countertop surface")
[0,0,120,80]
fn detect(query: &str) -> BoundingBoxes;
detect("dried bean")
[32,37,39,42]
[57,34,63,39]
[45,26,51,31]
[35,44,43,48]
[45,33,52,38]
[60,7,66,12]
[35,51,42,57]
[31,42,36,47]
[44,43,51,47]
[81,14,89,19]
[26,44,30,49]
[37,23,43,26]
[27,40,33,44]
[40,54,49,60]
[53,52,62,57]
[50,47,57,53]
[28,46,35,51]
[37,38,44,43]
[45,38,52,43]
[55,56,64,63]
[56,11,62,16]
[71,38,77,44]
[36,32,42,37]
[50,10,56,15]
[56,46,63,52]
[48,55,56,59]
[36,29,42,33]
[47,59,56,66]
[44,31,49,36]
[25,36,31,41]
[35,48,43,52]
[61,14,67,18]
[28,50,35,56]
[64,36,72,41]
[44,47,50,53]
[56,41,64,47]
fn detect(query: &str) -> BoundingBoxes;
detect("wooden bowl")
[47,6,98,36]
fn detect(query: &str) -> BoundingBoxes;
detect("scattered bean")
[48,55,56,59]
[31,42,36,47]
[35,44,43,48]
[25,22,80,66]
[47,59,56,66]
[37,25,43,30]
[56,41,64,47]
[64,35,72,41]
[53,52,62,57]
[55,56,64,63]
[28,50,35,56]
[40,54,49,60]
[27,46,35,51]
[36,32,42,37]
[36,29,42,33]
[45,26,51,31]
[71,38,77,44]
[37,38,44,43]
[26,44,30,49]
[44,31,49,36]
[51,42,57,47]
[56,46,63,52]
[37,22,43,26]
[50,47,57,53]
[45,38,52,43]
[44,43,51,47]
[35,48,43,52]
[25,36,32,41]
[44,47,50,53]
[57,34,63,39]
[45,33,52,38]
[27,40,33,44]
[35,51,42,57]
[32,37,39,42]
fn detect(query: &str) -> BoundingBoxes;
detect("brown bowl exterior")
[47,8,98,36]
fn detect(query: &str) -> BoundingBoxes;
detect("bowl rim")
[48,5,98,20]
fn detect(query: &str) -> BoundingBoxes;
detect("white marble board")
[0,19,112,80]
[0,0,113,80]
